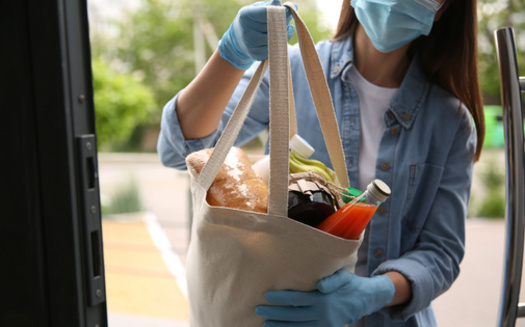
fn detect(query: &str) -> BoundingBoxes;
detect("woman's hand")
[218,0,296,70]
[255,269,395,326]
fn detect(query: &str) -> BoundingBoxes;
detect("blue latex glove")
[218,0,297,70]
[255,270,395,327]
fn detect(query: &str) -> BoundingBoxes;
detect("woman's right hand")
[218,0,296,70]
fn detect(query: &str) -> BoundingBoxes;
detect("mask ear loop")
[414,0,445,12]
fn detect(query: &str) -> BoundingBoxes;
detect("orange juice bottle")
[317,179,391,240]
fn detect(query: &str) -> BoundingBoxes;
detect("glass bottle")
[316,179,391,240]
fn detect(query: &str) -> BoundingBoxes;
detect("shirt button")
[402,112,411,121]
[374,248,384,258]
[390,126,399,135]
[333,65,340,73]
[387,111,395,119]
[377,206,387,215]
[381,162,390,171]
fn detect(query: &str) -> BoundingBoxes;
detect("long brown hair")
[333,0,485,162]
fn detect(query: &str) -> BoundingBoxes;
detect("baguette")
[186,147,268,213]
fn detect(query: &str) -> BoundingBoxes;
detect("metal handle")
[494,27,525,327]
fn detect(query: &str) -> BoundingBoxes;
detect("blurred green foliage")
[92,58,156,150]
[476,157,506,219]
[477,0,525,104]
[89,0,333,149]
[113,0,332,110]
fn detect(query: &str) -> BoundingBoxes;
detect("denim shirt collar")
[329,36,354,80]
[329,36,430,130]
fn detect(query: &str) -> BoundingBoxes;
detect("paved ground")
[433,219,525,327]
[103,215,189,326]
[99,153,190,326]
[98,151,525,327]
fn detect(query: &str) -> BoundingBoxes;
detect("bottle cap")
[290,134,315,159]
[367,179,391,204]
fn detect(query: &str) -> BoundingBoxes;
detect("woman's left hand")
[255,270,395,326]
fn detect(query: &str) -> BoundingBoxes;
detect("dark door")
[1,0,107,326]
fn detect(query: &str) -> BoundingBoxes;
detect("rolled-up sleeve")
[372,111,477,321]
[157,60,273,170]
[157,94,223,170]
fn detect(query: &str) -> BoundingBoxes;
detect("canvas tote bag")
[185,3,362,326]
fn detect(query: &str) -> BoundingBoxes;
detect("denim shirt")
[157,36,476,326]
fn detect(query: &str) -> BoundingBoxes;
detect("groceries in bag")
[317,179,391,240]
[289,152,335,183]
[287,172,341,226]
[288,190,335,227]
[252,134,336,184]
[342,187,364,204]
[186,147,268,213]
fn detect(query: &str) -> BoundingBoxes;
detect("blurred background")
[86,0,525,326]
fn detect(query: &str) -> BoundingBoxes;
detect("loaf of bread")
[186,147,268,213]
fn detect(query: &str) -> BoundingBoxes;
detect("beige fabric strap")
[267,6,290,216]
[199,4,349,213]
[284,2,349,188]
[288,57,297,138]
[197,60,269,191]
[199,7,291,216]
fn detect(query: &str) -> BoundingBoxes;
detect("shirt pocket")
[402,163,444,233]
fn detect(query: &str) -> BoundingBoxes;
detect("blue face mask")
[351,0,444,53]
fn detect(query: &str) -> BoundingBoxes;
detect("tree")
[91,57,157,150]
[92,0,333,123]
[477,0,525,104]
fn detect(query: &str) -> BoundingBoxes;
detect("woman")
[157,0,485,325]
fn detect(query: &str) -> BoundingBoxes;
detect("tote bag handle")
[283,2,348,189]
[197,4,349,216]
